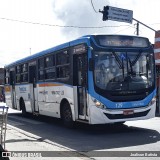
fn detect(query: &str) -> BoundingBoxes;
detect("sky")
[0,0,160,67]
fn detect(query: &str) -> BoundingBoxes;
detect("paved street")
[2,107,160,160]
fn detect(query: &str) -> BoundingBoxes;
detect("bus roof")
[5,35,91,68]
[4,34,149,68]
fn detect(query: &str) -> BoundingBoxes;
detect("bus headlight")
[148,97,156,107]
[91,97,105,109]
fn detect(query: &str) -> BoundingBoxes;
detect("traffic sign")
[102,6,133,24]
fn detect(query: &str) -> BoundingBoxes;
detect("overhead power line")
[114,25,135,34]
[90,0,98,13]
[0,17,132,29]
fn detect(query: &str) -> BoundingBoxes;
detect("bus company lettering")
[19,87,27,92]
[39,91,48,95]
[52,91,64,95]
[132,102,144,107]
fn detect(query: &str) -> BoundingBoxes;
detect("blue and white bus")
[4,34,156,127]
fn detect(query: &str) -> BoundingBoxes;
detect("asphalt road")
[5,108,160,160]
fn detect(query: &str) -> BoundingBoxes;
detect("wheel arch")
[60,98,69,118]
[60,98,75,121]
[19,96,28,115]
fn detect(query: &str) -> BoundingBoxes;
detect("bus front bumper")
[89,103,156,124]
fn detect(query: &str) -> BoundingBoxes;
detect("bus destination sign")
[95,35,149,48]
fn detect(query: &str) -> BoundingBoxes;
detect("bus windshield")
[94,51,154,91]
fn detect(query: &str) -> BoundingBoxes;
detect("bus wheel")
[20,99,27,116]
[61,102,74,128]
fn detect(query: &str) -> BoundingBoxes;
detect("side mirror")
[89,58,94,71]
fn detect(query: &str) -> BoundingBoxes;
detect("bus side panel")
[37,83,74,119]
[33,85,39,112]
[4,85,13,108]
[43,84,61,117]
[37,83,46,115]
[15,84,32,112]
[29,84,34,112]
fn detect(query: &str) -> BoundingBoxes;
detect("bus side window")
[56,50,70,79]
[77,55,87,87]
[10,71,15,85]
[15,65,21,84]
[5,69,10,84]
[38,58,45,81]
[45,54,56,80]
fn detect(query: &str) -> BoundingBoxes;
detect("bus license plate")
[123,110,134,115]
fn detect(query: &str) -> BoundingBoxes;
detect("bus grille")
[104,109,150,120]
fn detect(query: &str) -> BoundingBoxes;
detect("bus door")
[29,63,39,113]
[73,53,88,120]
[10,69,17,109]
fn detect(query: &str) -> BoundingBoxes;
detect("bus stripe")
[5,86,10,92]
[39,83,63,87]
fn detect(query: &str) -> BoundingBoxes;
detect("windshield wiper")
[132,51,142,66]
[112,52,123,69]
[128,57,136,76]
[112,51,125,79]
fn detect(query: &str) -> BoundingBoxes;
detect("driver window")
[95,52,121,89]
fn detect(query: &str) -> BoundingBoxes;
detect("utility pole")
[30,48,31,55]
[136,22,139,36]
[133,18,156,32]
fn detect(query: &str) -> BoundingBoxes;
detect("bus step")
[76,119,89,123]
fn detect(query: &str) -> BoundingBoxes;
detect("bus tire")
[61,102,74,128]
[20,99,27,116]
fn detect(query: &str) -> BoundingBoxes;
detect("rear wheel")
[61,102,74,128]
[20,99,27,116]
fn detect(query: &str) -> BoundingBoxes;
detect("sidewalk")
[5,124,90,160]
[0,102,90,160]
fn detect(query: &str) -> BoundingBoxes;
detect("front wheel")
[61,102,74,128]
